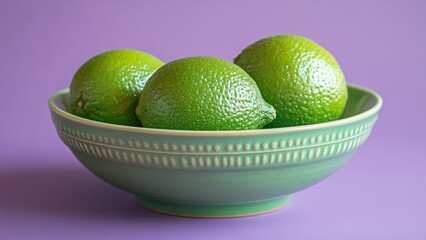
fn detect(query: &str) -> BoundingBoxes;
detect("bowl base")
[137,196,291,218]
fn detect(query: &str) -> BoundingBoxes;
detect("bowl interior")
[340,85,379,119]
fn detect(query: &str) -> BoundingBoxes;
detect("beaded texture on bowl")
[53,116,376,169]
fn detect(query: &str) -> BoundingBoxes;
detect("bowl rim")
[48,84,382,137]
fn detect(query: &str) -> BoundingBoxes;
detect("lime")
[70,49,163,126]
[135,57,275,130]
[234,35,348,128]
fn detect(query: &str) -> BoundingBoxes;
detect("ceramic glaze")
[49,84,382,218]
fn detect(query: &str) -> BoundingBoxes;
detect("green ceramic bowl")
[48,84,382,218]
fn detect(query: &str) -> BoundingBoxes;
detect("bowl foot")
[137,196,291,218]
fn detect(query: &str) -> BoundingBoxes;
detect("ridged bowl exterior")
[49,85,381,205]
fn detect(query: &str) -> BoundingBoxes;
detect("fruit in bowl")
[234,35,348,128]
[70,49,163,127]
[135,57,276,130]
[49,36,382,217]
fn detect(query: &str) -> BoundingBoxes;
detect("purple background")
[1,1,425,239]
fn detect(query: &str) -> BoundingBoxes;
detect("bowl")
[48,84,382,218]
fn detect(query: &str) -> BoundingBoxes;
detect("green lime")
[135,57,275,130]
[70,49,163,126]
[234,35,348,128]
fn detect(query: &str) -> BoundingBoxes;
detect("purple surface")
[1,0,425,239]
